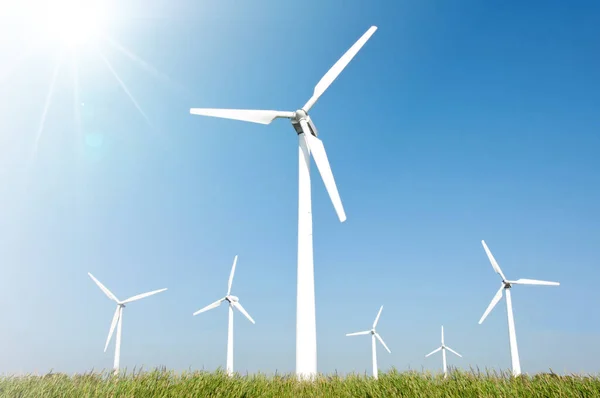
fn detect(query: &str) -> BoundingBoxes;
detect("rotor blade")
[446,346,462,358]
[346,330,371,336]
[88,273,119,303]
[301,122,346,222]
[193,298,224,316]
[122,288,167,304]
[372,305,384,328]
[481,240,507,280]
[232,301,255,324]
[104,306,120,352]
[189,108,295,125]
[441,325,445,345]
[375,333,391,354]
[479,285,504,324]
[425,347,442,358]
[303,26,378,112]
[227,255,238,296]
[509,279,560,286]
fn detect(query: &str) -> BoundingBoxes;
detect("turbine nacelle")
[291,113,318,137]
[226,295,239,303]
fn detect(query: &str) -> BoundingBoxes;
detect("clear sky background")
[1,0,599,376]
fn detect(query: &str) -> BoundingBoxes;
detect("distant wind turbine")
[478,240,560,376]
[424,326,462,378]
[346,305,391,379]
[88,272,167,375]
[192,255,255,376]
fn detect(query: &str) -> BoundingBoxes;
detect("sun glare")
[41,0,106,47]
[14,0,174,168]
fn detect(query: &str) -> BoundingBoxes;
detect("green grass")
[1,369,599,397]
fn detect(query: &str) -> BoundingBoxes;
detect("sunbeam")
[104,34,192,100]
[98,50,154,129]
[72,52,83,150]
[71,51,84,220]
[30,52,64,165]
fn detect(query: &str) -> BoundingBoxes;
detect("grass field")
[1,369,599,397]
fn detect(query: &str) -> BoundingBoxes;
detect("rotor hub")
[227,295,239,302]
[294,109,308,121]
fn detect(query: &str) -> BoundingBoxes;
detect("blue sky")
[1,0,599,376]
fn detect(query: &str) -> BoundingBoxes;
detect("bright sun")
[40,0,106,47]
[10,0,163,165]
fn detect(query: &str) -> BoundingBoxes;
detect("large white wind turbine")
[192,255,255,376]
[424,326,462,378]
[478,240,560,376]
[345,305,391,379]
[88,272,167,375]
[189,26,378,380]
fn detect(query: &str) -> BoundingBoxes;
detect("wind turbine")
[345,305,391,379]
[424,326,462,378]
[192,255,255,376]
[478,240,560,376]
[88,272,167,375]
[189,25,377,381]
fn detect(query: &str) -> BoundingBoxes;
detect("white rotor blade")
[303,26,378,112]
[481,240,507,280]
[232,301,255,324]
[301,122,346,222]
[189,108,295,125]
[88,273,119,303]
[425,346,442,358]
[446,346,462,358]
[479,285,504,324]
[372,305,384,328]
[193,298,224,316]
[122,288,168,304]
[509,279,560,286]
[346,330,371,336]
[104,306,120,352]
[375,333,391,354]
[227,255,238,296]
[441,326,445,345]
